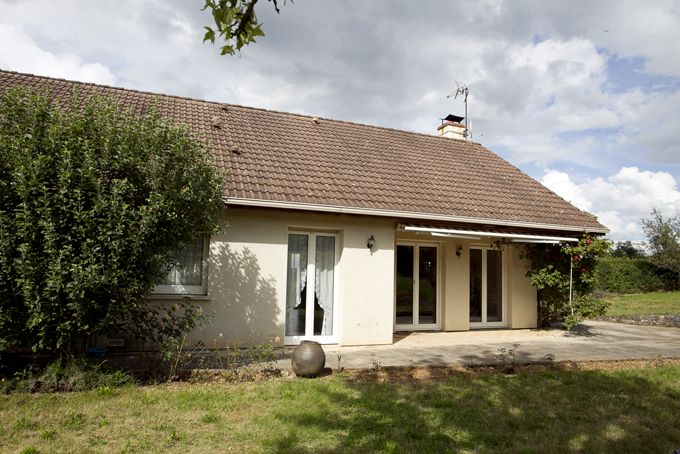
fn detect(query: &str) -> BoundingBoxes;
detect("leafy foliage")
[0,87,225,353]
[202,0,287,55]
[1,357,135,394]
[642,208,680,276]
[611,240,644,259]
[595,257,678,293]
[523,235,610,328]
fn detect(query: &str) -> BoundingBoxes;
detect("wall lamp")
[367,235,376,253]
[456,245,463,258]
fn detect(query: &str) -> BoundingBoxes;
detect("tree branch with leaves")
[202,0,288,55]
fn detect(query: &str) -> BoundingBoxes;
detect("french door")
[395,243,440,331]
[284,232,338,345]
[469,247,505,327]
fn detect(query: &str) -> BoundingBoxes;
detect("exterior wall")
[150,207,540,349]
[507,246,538,329]
[175,207,396,347]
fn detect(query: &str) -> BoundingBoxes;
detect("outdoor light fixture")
[367,235,376,253]
[456,245,463,258]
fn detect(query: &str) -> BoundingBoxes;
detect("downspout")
[569,258,574,316]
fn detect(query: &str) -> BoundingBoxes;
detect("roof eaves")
[225,197,610,234]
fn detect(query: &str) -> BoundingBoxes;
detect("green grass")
[605,291,680,316]
[2,364,680,453]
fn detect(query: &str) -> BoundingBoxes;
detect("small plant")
[496,344,521,373]
[369,354,382,372]
[201,413,220,423]
[2,357,135,394]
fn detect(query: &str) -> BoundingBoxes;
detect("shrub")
[1,357,135,393]
[523,235,610,328]
[0,87,225,353]
[595,257,676,293]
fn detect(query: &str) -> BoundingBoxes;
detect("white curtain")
[285,234,308,336]
[164,238,204,285]
[315,236,335,335]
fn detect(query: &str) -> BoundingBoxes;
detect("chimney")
[437,114,467,140]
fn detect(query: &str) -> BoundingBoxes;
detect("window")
[154,238,208,295]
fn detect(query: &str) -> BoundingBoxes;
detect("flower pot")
[291,340,325,377]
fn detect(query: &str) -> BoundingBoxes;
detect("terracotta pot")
[291,340,326,377]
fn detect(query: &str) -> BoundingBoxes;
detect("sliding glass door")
[395,243,440,331]
[470,247,505,327]
[285,232,337,344]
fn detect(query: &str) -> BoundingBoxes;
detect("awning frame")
[401,225,580,243]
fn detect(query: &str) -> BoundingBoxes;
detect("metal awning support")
[401,225,579,243]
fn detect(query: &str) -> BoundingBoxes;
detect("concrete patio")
[280,321,680,370]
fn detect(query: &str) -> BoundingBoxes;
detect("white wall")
[179,207,396,347]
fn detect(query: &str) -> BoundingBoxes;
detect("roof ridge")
[0,68,481,146]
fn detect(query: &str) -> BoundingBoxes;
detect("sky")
[1,0,679,241]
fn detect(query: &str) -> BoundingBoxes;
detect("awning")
[400,224,579,243]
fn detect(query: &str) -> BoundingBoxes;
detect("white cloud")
[0,24,116,85]
[541,167,680,240]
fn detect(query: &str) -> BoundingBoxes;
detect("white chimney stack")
[437,114,467,140]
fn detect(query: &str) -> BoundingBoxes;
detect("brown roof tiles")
[0,69,606,232]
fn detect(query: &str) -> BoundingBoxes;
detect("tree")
[522,235,610,329]
[202,0,288,55]
[611,240,643,259]
[0,87,225,353]
[642,208,680,275]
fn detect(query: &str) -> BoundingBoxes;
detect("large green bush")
[523,235,610,329]
[0,87,225,354]
[595,257,678,293]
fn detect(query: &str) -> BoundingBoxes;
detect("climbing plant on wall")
[522,235,611,329]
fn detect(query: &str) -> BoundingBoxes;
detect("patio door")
[395,243,440,331]
[284,232,338,345]
[469,247,505,327]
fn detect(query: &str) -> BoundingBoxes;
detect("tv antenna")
[446,80,470,138]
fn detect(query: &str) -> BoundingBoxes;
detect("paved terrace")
[279,321,680,370]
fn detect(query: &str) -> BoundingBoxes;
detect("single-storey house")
[0,70,608,347]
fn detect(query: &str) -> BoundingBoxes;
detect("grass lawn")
[604,291,680,317]
[2,363,680,453]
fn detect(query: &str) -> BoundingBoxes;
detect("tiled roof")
[0,70,606,232]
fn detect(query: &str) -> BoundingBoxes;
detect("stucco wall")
[151,208,540,349]
[507,245,538,329]
[178,207,396,347]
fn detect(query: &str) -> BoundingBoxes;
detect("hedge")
[595,257,678,293]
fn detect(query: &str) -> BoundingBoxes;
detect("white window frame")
[284,231,340,346]
[153,238,209,296]
[469,246,507,328]
[394,241,441,332]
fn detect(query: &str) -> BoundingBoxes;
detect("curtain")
[163,238,204,285]
[285,234,308,336]
[315,236,335,335]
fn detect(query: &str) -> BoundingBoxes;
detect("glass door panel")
[285,233,337,343]
[314,235,335,336]
[396,245,414,325]
[418,246,437,324]
[487,250,503,322]
[285,234,308,336]
[395,244,439,329]
[469,249,482,323]
[470,248,503,325]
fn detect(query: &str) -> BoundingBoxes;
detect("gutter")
[225,197,609,234]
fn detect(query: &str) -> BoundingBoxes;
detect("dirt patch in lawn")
[341,358,680,383]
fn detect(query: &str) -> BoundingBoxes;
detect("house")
[0,70,608,347]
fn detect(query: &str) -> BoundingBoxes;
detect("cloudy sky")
[1,0,679,240]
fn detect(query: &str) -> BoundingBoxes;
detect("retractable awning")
[400,225,579,243]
